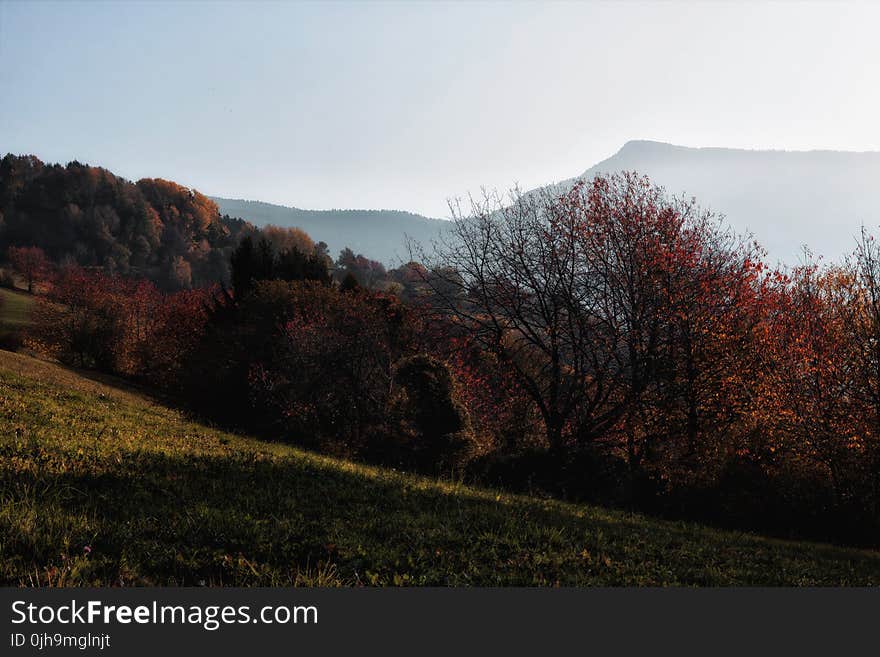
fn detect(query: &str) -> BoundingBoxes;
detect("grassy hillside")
[0,286,35,331]
[1,350,879,586]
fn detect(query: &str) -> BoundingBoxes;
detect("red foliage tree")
[423,173,767,472]
[752,255,877,506]
[7,245,50,293]
[29,265,210,380]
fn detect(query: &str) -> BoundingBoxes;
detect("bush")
[392,354,472,469]
[225,281,413,452]
[28,266,210,380]
[0,331,22,352]
[0,269,16,289]
[28,269,123,369]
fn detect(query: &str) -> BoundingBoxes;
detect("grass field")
[0,287,35,331]
[1,349,880,586]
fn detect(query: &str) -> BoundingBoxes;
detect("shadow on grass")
[3,446,880,587]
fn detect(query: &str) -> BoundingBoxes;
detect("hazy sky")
[2,1,879,217]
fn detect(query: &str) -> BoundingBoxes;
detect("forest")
[0,154,266,289]
[4,156,880,548]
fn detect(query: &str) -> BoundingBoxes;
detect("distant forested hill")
[0,154,258,289]
[212,198,449,266]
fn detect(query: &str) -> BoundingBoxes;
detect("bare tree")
[842,228,880,502]
[417,172,762,472]
[847,228,880,431]
[415,183,627,452]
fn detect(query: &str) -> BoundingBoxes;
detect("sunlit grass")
[1,349,879,586]
[0,287,35,330]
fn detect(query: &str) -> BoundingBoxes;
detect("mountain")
[216,142,880,267]
[555,140,880,263]
[211,198,449,266]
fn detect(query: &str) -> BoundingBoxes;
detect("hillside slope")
[212,198,449,266]
[1,350,879,586]
[0,287,34,331]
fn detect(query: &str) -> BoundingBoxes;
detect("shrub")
[28,266,210,380]
[0,330,23,352]
[0,269,16,289]
[392,354,472,467]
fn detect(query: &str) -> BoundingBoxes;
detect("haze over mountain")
[215,141,880,266]
[211,198,447,265]
[553,140,880,264]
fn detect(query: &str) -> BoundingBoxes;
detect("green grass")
[0,287,35,331]
[1,350,879,586]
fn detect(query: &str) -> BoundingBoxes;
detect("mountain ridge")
[211,197,448,265]
[215,141,880,266]
[556,140,880,262]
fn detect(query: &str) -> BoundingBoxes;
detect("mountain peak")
[565,141,880,263]
[618,139,676,153]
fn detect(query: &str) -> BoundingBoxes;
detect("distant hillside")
[217,142,880,266]
[552,140,880,263]
[212,198,449,265]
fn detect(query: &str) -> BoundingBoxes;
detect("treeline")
[20,172,880,547]
[25,260,476,464]
[0,153,445,294]
[0,154,269,289]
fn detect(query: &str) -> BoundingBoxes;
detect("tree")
[28,265,211,381]
[420,182,626,453]
[168,255,192,289]
[421,173,763,469]
[230,234,331,300]
[844,229,880,435]
[230,235,258,297]
[394,354,471,458]
[29,267,124,369]
[7,245,49,293]
[584,180,768,476]
[339,272,360,293]
[752,256,867,506]
[262,225,314,256]
[247,281,413,448]
[336,247,387,288]
[843,230,880,515]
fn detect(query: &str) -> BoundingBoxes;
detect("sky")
[2,0,880,218]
